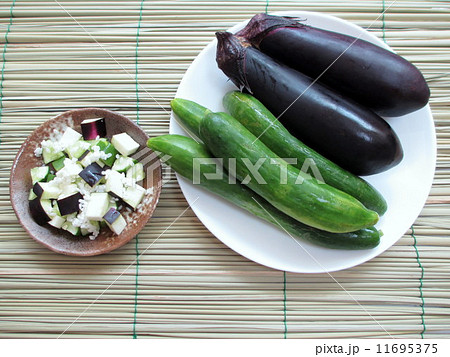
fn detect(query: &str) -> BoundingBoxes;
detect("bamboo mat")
[0,0,449,339]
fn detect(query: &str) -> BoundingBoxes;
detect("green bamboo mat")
[0,0,449,338]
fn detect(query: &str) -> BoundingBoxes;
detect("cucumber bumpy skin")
[199,112,379,233]
[147,134,380,249]
[223,91,387,215]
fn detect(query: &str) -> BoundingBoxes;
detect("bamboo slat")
[0,0,449,339]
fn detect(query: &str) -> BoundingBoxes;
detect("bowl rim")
[9,107,162,256]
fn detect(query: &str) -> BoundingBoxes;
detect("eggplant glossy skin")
[238,14,430,117]
[215,32,403,176]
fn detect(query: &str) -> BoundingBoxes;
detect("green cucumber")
[31,166,50,184]
[171,98,211,138]
[100,143,119,167]
[147,134,380,249]
[50,156,66,172]
[200,112,378,233]
[223,91,387,215]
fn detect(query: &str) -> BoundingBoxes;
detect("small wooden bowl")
[10,108,162,256]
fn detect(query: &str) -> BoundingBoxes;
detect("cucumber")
[171,98,211,138]
[147,134,380,249]
[126,162,145,182]
[50,156,66,172]
[112,156,136,173]
[31,166,50,184]
[199,112,378,233]
[223,91,387,215]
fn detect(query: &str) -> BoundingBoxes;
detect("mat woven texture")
[0,0,449,338]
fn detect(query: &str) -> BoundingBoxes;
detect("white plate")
[169,11,436,273]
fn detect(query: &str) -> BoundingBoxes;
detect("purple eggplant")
[57,192,83,216]
[79,162,104,187]
[237,13,429,117]
[29,198,52,225]
[81,117,106,140]
[215,31,403,176]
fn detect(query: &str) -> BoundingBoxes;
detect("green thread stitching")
[132,0,145,339]
[381,0,386,42]
[411,226,426,338]
[283,271,287,338]
[0,0,16,144]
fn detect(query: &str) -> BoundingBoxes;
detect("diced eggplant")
[33,181,62,199]
[48,215,66,229]
[122,184,145,210]
[49,156,66,172]
[31,166,50,184]
[85,192,110,221]
[81,117,107,140]
[112,156,136,173]
[57,192,83,216]
[103,207,127,235]
[111,133,140,157]
[29,198,52,225]
[79,162,105,187]
[40,199,55,218]
[126,163,145,182]
[77,150,90,163]
[105,170,124,199]
[215,31,403,175]
[59,127,82,149]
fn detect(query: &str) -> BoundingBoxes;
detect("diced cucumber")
[100,143,119,167]
[80,227,90,236]
[45,173,56,182]
[126,162,145,182]
[50,156,66,172]
[91,138,109,150]
[111,133,140,157]
[62,221,81,236]
[52,200,61,216]
[112,156,136,173]
[42,141,65,164]
[29,189,37,201]
[123,184,145,210]
[85,192,110,221]
[31,166,50,184]
[65,140,90,159]
[59,127,82,149]
[49,215,66,229]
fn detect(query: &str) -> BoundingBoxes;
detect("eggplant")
[79,162,104,187]
[29,198,52,225]
[237,13,429,117]
[57,192,83,216]
[81,118,106,140]
[215,31,403,176]
[103,207,127,235]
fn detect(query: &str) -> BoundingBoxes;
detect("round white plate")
[169,11,436,273]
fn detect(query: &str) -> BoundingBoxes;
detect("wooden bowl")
[10,108,162,256]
